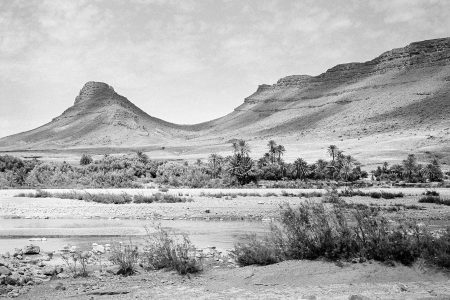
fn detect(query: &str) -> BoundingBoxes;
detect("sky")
[0,0,449,138]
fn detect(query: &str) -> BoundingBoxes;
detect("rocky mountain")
[0,82,193,149]
[1,37,449,164]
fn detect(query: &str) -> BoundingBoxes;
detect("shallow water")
[0,218,270,253]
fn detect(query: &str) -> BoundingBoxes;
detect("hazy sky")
[1,0,449,138]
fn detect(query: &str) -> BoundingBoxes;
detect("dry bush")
[109,241,139,276]
[141,224,202,275]
[234,192,450,270]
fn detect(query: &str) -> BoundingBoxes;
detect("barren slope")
[0,37,449,164]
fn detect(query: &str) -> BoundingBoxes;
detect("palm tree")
[231,139,250,157]
[208,153,223,178]
[267,140,277,163]
[402,154,417,182]
[293,158,309,181]
[315,159,328,179]
[275,145,286,162]
[340,156,354,181]
[327,145,338,163]
[232,140,240,155]
[238,139,250,157]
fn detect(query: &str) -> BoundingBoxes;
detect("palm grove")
[0,140,445,188]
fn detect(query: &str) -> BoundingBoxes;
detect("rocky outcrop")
[74,81,115,105]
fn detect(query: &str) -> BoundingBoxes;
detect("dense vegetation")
[233,191,450,270]
[0,140,445,188]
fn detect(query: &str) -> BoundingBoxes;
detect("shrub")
[15,190,133,204]
[133,193,191,203]
[109,241,139,276]
[80,154,93,166]
[424,190,439,196]
[263,192,278,197]
[234,234,283,266]
[142,225,202,275]
[234,198,449,269]
[299,191,323,198]
[421,228,450,269]
[419,195,450,206]
[61,251,93,277]
[380,191,404,199]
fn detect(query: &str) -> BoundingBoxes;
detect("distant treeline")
[0,140,446,189]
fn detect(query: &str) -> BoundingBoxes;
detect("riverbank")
[6,253,450,299]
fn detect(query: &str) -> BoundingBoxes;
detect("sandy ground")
[15,260,450,300]
[1,188,450,222]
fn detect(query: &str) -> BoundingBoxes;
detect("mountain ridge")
[1,37,449,165]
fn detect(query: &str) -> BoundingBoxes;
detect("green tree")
[275,145,286,162]
[327,145,339,163]
[267,140,277,163]
[208,153,223,178]
[293,158,309,181]
[80,154,93,166]
[232,139,251,157]
[402,154,417,182]
[136,151,149,163]
[422,158,443,182]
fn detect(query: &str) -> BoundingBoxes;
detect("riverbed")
[0,218,270,254]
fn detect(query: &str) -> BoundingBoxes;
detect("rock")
[53,282,66,290]
[93,244,105,254]
[301,296,317,300]
[42,266,57,276]
[0,266,12,276]
[106,265,121,275]
[7,291,19,298]
[5,273,21,285]
[0,258,8,267]
[13,249,23,257]
[348,295,370,300]
[23,245,40,255]
[394,283,408,292]
[56,273,70,279]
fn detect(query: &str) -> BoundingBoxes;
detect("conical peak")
[74,81,115,105]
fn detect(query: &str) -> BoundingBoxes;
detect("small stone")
[56,273,70,279]
[394,283,408,292]
[7,291,19,298]
[54,282,66,290]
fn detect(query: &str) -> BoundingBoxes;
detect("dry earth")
[13,260,450,299]
[1,188,450,299]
